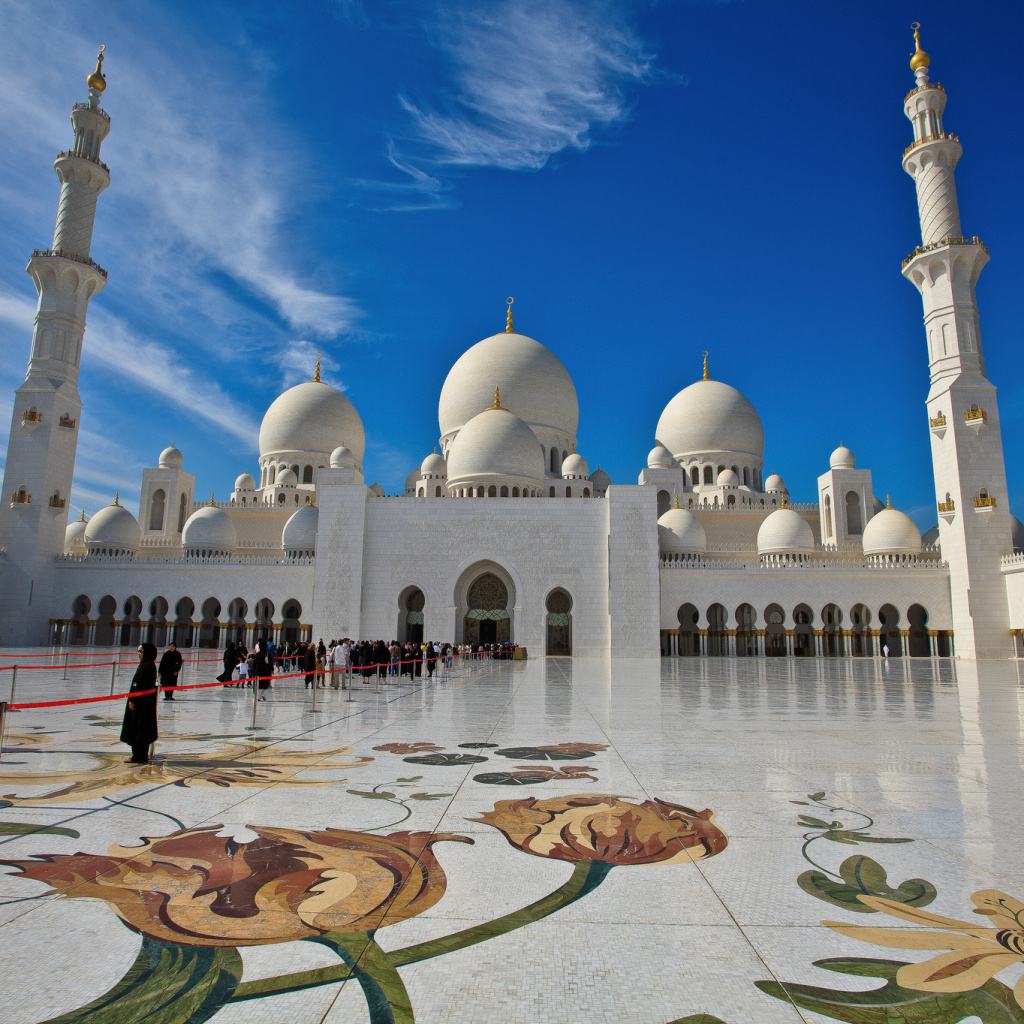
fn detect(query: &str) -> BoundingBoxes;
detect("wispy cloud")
[354,139,457,211]
[401,0,656,171]
[273,339,348,391]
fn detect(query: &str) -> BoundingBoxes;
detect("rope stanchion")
[62,650,69,680]
[7,668,16,715]
[248,676,260,731]
[0,701,7,762]
[109,661,117,696]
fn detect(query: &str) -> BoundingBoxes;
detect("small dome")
[757,507,814,556]
[259,380,365,463]
[282,503,318,554]
[922,524,940,547]
[872,495,885,514]
[447,406,545,488]
[330,446,355,469]
[656,378,764,461]
[830,445,856,470]
[589,466,611,492]
[404,466,421,493]
[647,444,674,470]
[717,468,739,487]
[422,452,447,476]
[369,481,385,497]
[764,473,786,492]
[862,506,922,557]
[277,467,298,487]
[1012,516,1024,553]
[85,501,141,553]
[657,506,707,554]
[65,513,88,554]
[234,471,256,491]
[158,444,183,469]
[182,505,236,553]
[562,453,589,478]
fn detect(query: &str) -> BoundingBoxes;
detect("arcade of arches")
[665,601,950,658]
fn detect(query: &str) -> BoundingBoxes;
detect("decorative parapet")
[660,552,946,572]
[1001,552,1024,571]
[902,235,987,269]
[903,82,944,104]
[48,495,66,508]
[938,498,955,513]
[22,409,42,424]
[55,551,315,567]
[974,494,997,516]
[55,149,110,173]
[31,248,108,279]
[58,414,76,428]
[72,102,110,122]
[10,491,31,505]
[903,131,959,158]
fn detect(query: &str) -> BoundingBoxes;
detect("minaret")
[0,49,111,646]
[901,25,1013,659]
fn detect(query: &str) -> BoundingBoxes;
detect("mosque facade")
[1,35,1022,661]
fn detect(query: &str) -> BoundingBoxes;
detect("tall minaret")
[901,25,1013,659]
[0,49,111,646]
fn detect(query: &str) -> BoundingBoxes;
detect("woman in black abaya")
[121,642,158,764]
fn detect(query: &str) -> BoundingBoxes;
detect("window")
[302,465,313,483]
[565,486,572,497]
[435,486,442,497]
[149,488,166,531]
[691,467,699,486]
[743,467,750,486]
[824,495,832,539]
[177,493,187,532]
[846,491,862,535]
[549,486,555,497]
[500,485,508,497]
[488,486,497,497]
[703,466,713,484]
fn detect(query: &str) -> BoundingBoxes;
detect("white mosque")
[1,31,1023,661]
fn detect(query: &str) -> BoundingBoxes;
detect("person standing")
[254,639,273,700]
[158,642,183,701]
[216,640,238,684]
[121,643,159,764]
[303,642,316,688]
[426,641,438,677]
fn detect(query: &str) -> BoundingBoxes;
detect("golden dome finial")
[702,350,710,381]
[886,494,892,509]
[505,296,514,334]
[209,491,216,507]
[910,23,930,72]
[673,493,681,510]
[313,353,321,383]
[88,44,107,93]
[305,493,315,507]
[78,509,86,522]
[781,493,789,508]
[492,385,502,410]
[112,491,120,507]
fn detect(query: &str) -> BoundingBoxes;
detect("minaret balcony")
[904,81,944,104]
[903,132,959,158]
[10,491,31,506]
[902,235,987,270]
[58,414,76,429]
[974,494,997,518]
[964,407,987,433]
[937,498,955,524]
[72,102,110,123]
[55,150,110,174]
[48,495,66,509]
[30,249,107,279]
[21,409,42,427]
[929,412,946,439]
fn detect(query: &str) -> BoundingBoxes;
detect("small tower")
[0,49,112,645]
[900,27,1013,658]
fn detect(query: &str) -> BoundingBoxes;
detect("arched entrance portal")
[399,588,425,645]
[546,589,572,654]
[464,572,510,646]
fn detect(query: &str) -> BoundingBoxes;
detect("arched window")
[177,493,187,532]
[435,486,442,497]
[703,466,713,484]
[269,467,276,485]
[302,465,313,483]
[824,494,832,539]
[691,467,699,486]
[291,464,299,478]
[583,488,590,497]
[549,486,555,497]
[500,485,508,497]
[278,493,286,504]
[562,450,568,464]
[512,487,519,497]
[846,491,862,535]
[565,486,572,497]
[550,448,558,473]
[727,494,735,506]
[488,485,497,497]
[418,487,425,497]
[743,467,750,486]
[149,488,166,531]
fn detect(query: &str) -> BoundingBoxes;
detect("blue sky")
[0,0,1022,529]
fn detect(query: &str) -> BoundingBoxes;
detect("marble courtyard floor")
[0,652,1021,1024]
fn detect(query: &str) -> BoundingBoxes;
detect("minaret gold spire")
[702,351,710,381]
[674,493,681,510]
[505,296,514,334]
[886,494,892,509]
[910,23,930,72]
[78,509,86,522]
[88,45,107,92]
[113,492,120,507]
[492,386,502,409]
[313,354,321,383]
[209,491,216,507]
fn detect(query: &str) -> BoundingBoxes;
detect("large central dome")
[656,379,764,460]
[439,332,578,440]
[259,381,365,462]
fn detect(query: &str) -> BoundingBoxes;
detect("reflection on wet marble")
[0,651,1021,1023]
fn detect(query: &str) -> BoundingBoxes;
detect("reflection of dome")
[862,507,922,557]
[439,333,578,440]
[656,379,764,460]
[657,506,707,554]
[259,381,365,462]
[278,467,298,487]
[182,505,236,554]
[830,444,855,469]
[330,446,355,469]
[159,444,183,469]
[447,407,545,489]
[283,503,318,555]
[648,444,674,469]
[234,471,256,491]
[589,466,611,493]
[65,512,88,554]
[85,501,141,554]
[422,452,447,476]
[717,468,739,487]
[757,508,814,555]
[764,473,786,492]
[562,453,589,478]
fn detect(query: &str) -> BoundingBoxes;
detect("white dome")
[922,524,940,547]
[647,444,674,469]
[657,506,707,554]
[282,503,318,554]
[404,466,421,493]
[830,445,856,470]
[1012,516,1024,553]
[439,333,578,440]
[717,468,739,487]
[562,453,589,478]
[278,467,298,487]
[757,508,814,555]
[422,452,447,476]
[369,481,385,497]
[330,446,355,469]
[589,466,611,491]
[234,471,256,491]
[65,514,88,554]
[259,381,365,462]
[764,473,786,492]
[158,444,183,469]
[862,507,922,557]
[85,502,141,553]
[656,379,764,461]
[182,505,236,553]
[447,407,545,488]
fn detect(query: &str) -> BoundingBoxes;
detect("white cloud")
[402,0,655,170]
[273,339,347,391]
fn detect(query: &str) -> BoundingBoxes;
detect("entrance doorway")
[546,589,572,654]
[464,572,510,646]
